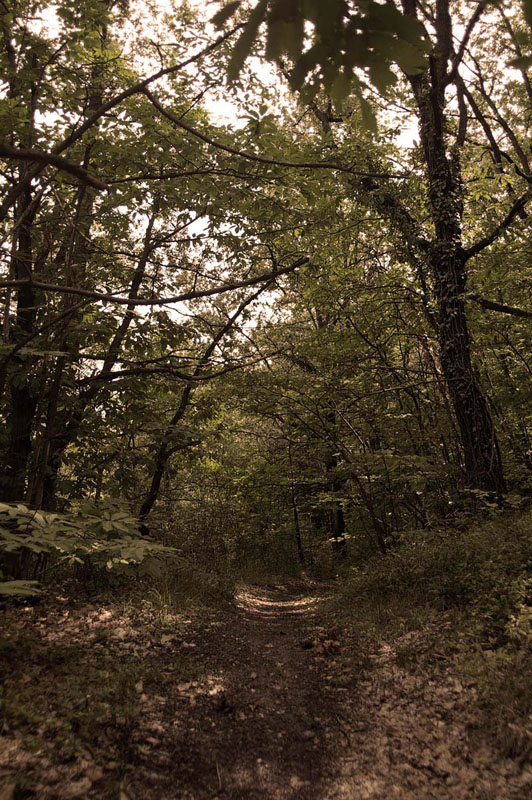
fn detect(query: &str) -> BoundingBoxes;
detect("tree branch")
[0,256,309,306]
[445,1,487,86]
[464,191,531,260]
[142,89,408,180]
[0,24,244,222]
[0,143,109,190]
[76,351,282,386]
[468,294,532,320]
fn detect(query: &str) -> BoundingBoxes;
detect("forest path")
[155,582,346,799]
[125,582,531,800]
[1,583,530,799]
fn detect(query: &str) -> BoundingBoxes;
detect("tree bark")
[1,189,38,501]
[399,0,506,496]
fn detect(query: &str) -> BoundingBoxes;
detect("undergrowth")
[335,510,532,759]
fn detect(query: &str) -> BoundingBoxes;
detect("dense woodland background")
[1,0,532,796]
[1,0,531,580]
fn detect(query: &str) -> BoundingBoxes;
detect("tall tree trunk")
[432,246,506,494]
[1,41,42,502]
[325,449,347,558]
[403,0,506,496]
[1,189,38,501]
[31,3,114,510]
[33,201,160,510]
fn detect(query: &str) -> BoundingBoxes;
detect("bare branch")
[76,351,282,386]
[445,1,488,86]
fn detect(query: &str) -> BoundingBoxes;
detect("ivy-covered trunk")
[406,0,506,496]
[432,244,506,495]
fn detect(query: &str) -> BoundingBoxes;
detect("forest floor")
[1,581,531,799]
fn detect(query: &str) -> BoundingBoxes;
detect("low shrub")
[0,499,176,596]
[338,510,532,641]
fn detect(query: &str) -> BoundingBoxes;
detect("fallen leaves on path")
[0,583,530,799]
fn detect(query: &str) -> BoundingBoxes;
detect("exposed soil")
[1,582,531,799]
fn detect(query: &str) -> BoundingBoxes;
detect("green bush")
[0,499,176,595]
[338,510,532,641]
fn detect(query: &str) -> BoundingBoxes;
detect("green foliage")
[338,511,532,639]
[0,579,41,597]
[523,0,532,29]
[215,0,429,106]
[0,500,175,593]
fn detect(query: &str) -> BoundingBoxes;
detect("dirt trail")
[1,583,531,799]
[128,583,531,800]
[161,583,345,799]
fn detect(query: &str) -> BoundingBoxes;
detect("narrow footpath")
[121,584,532,800]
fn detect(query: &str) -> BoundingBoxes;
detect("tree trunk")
[403,0,506,496]
[1,189,38,502]
[433,247,506,495]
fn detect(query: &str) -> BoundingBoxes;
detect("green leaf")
[0,580,41,597]
[330,71,352,106]
[359,95,377,134]
[524,0,532,30]
[368,1,429,49]
[211,1,242,28]
[508,55,532,69]
[389,39,427,74]
[290,42,323,90]
[368,58,397,94]
[265,19,304,61]
[227,0,268,83]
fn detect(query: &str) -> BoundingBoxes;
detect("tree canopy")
[0,0,531,575]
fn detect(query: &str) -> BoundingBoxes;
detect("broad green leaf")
[0,580,41,597]
[524,0,532,29]
[228,0,268,83]
[368,58,397,94]
[359,95,377,134]
[509,54,532,69]
[211,1,242,28]
[331,71,351,106]
[265,19,304,61]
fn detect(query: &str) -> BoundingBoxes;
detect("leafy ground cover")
[1,580,531,799]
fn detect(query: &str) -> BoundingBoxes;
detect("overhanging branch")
[0,143,109,190]
[468,294,532,320]
[0,24,244,222]
[143,89,408,181]
[0,256,309,306]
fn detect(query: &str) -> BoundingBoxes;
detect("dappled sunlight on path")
[2,585,530,799]
[235,584,327,619]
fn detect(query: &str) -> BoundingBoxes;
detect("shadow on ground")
[157,582,346,800]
